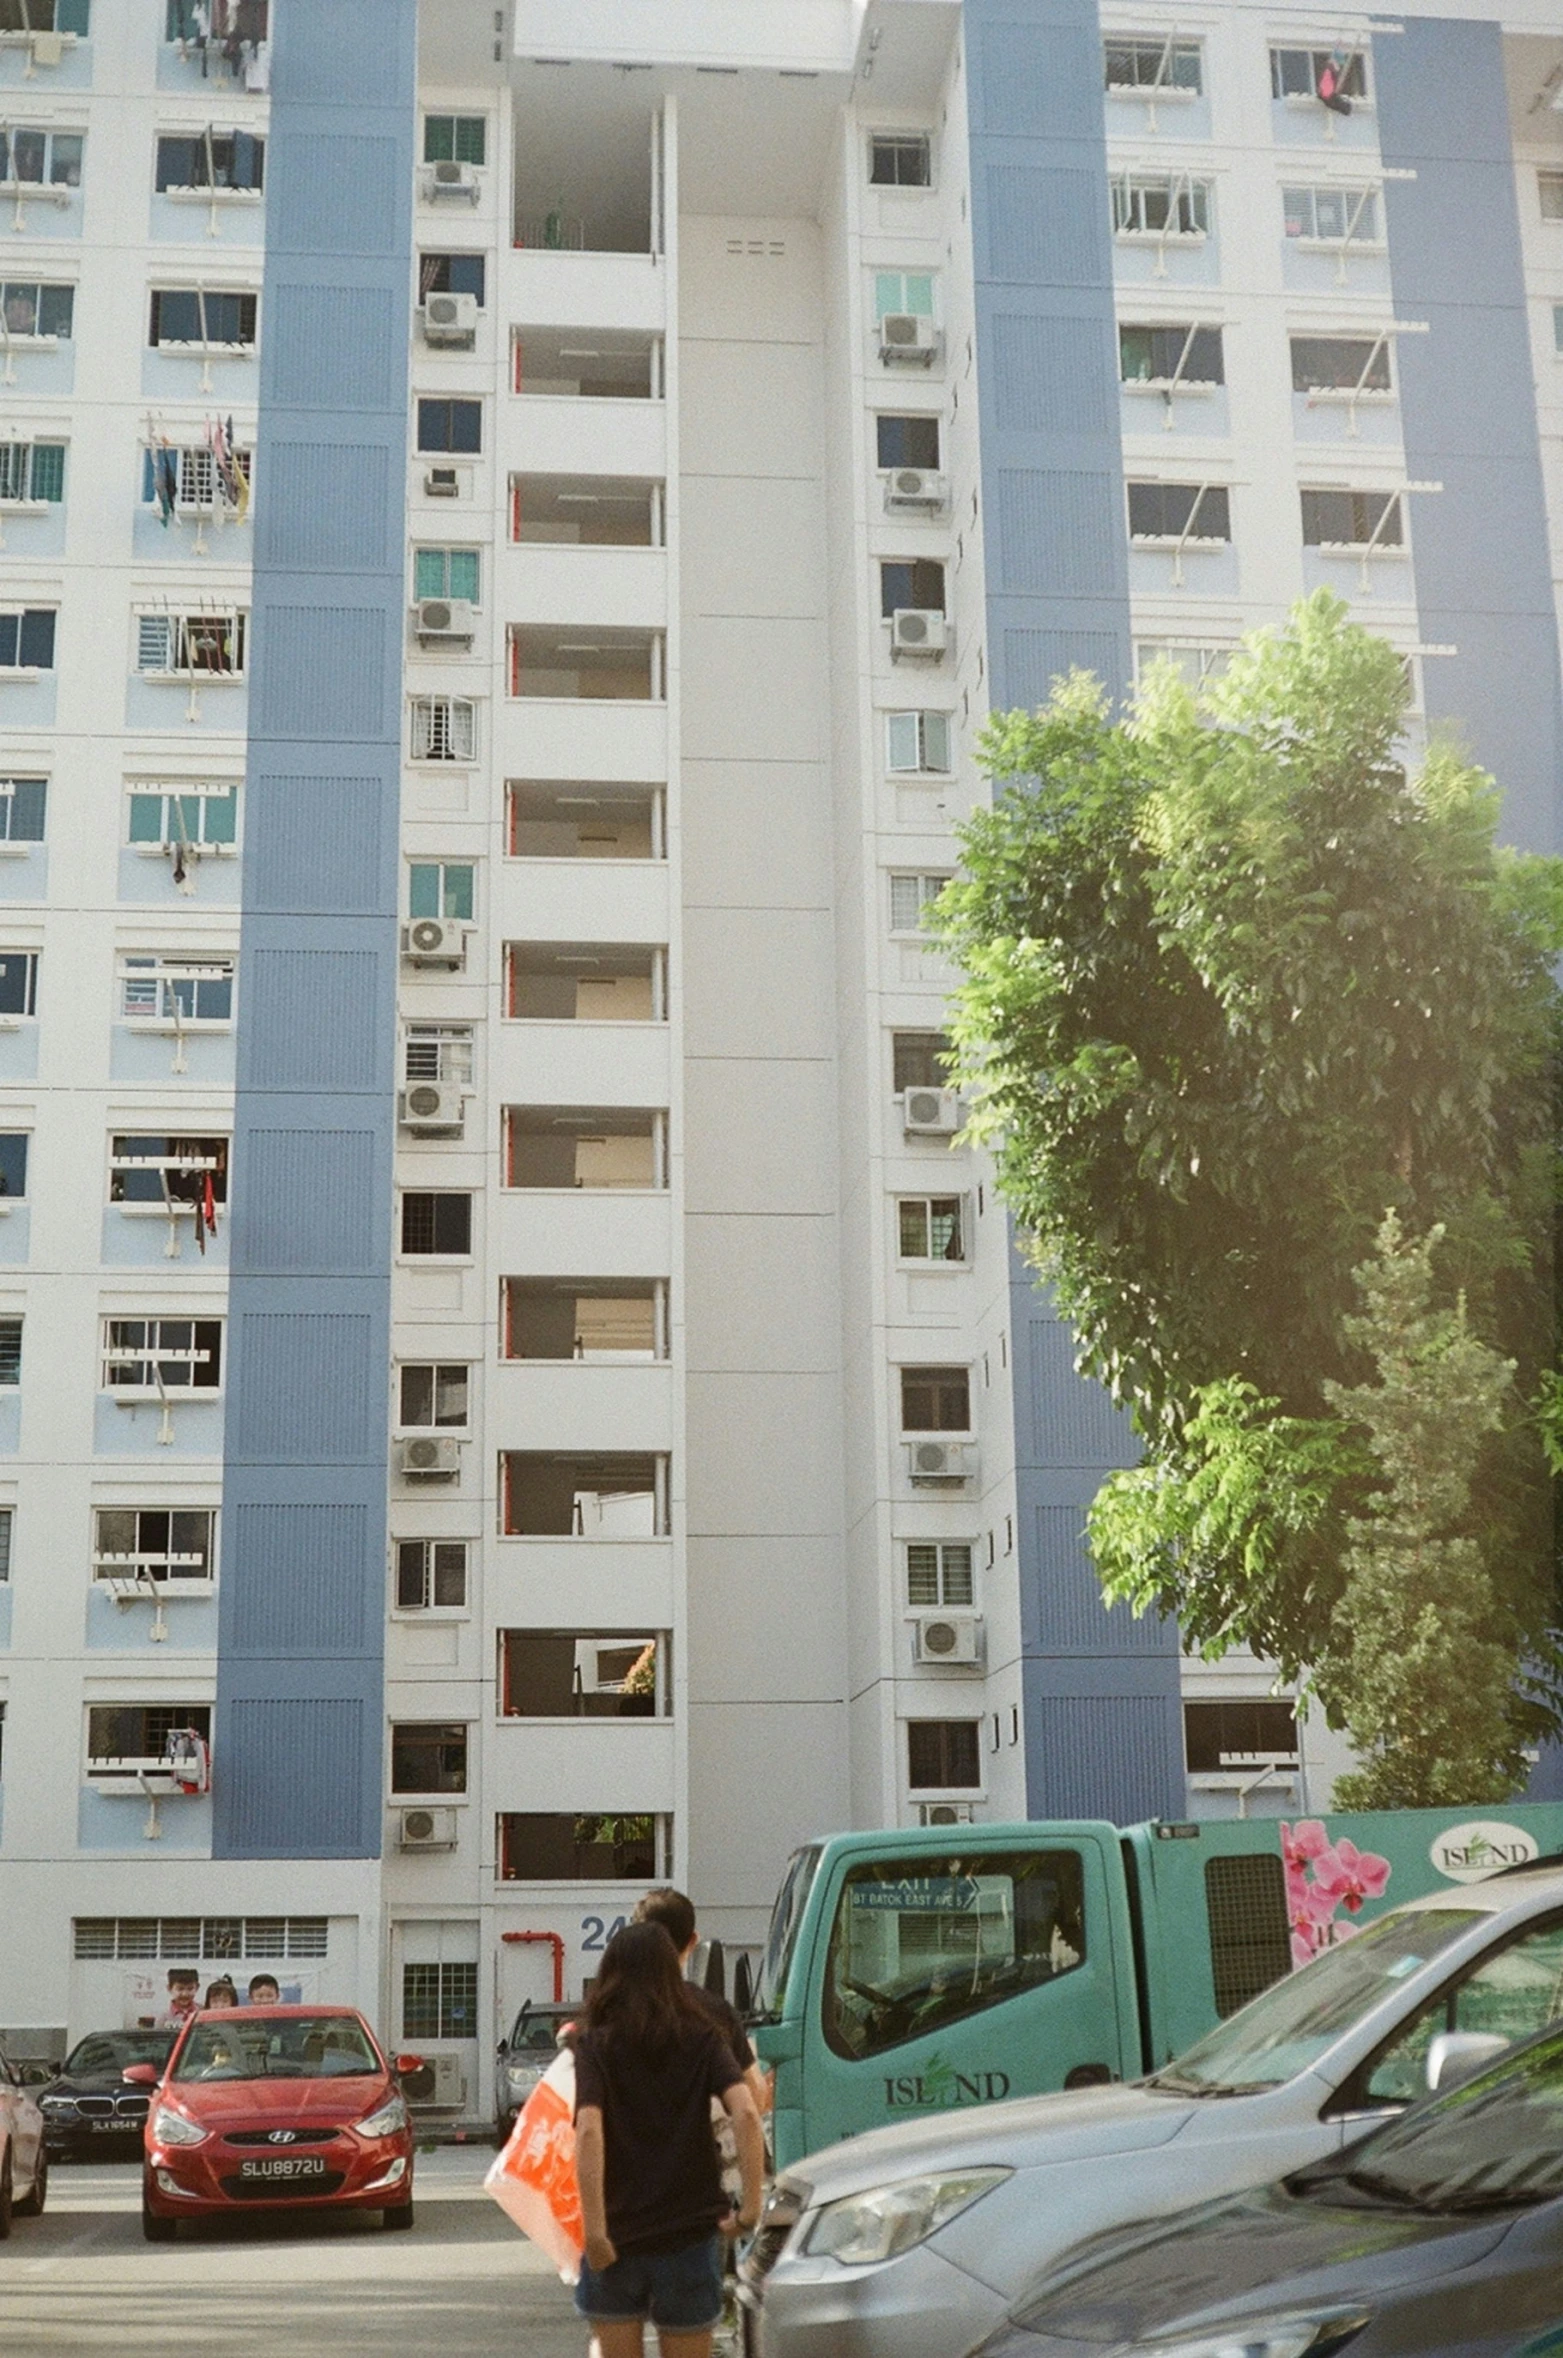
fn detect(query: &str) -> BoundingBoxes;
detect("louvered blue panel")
[996,470,1119,596]
[1004,629,1123,708]
[993,314,1113,436]
[1026,1694,1185,1823]
[244,949,381,1088]
[237,1130,380,1273]
[263,284,404,413]
[985,167,1106,287]
[230,1313,377,1461]
[271,0,410,111]
[269,136,402,256]
[974,20,1103,139]
[252,607,386,741]
[227,1505,375,1653]
[255,446,393,574]
[1028,1321,1137,1466]
[221,1697,372,1858]
[1033,1506,1175,1654]
[247,775,384,914]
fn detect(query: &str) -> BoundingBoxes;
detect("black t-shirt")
[574,2019,742,2256]
[688,1985,755,2076]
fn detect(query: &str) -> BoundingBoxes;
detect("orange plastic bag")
[484,2048,584,2282]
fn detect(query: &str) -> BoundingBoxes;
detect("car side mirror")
[17,2062,54,2087]
[1425,2031,1509,2093]
[395,2053,426,2078]
[121,2062,161,2087]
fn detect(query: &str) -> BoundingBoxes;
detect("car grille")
[74,2095,149,2121]
[743,2180,809,2287]
[219,2171,346,2201]
[223,2129,342,2147]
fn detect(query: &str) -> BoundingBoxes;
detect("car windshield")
[63,2030,175,2077]
[1152,1908,1481,2093]
[172,2015,381,2082]
[507,2009,564,2054]
[1313,2022,1563,2213]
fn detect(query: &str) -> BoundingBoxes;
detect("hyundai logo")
[268,2129,297,2145]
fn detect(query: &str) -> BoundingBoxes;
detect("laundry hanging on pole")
[154,442,178,526]
[1317,49,1353,113]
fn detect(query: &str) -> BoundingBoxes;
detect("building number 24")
[580,1914,628,1951]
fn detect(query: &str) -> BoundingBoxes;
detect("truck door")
[804,1838,1130,2151]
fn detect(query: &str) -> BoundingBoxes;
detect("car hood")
[161,2074,389,2127]
[44,2073,152,2100]
[1009,2179,1515,2342]
[791,2082,1194,2203]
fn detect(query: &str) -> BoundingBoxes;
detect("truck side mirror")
[1425,2031,1509,2093]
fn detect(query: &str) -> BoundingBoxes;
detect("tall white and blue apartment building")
[0,0,1557,2120]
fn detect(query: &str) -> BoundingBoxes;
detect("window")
[73,1914,326,1963]
[907,1540,974,1607]
[1184,1699,1298,1774]
[901,1366,971,1433]
[893,1032,950,1091]
[886,711,951,774]
[869,132,931,188]
[498,1814,662,1882]
[412,548,480,604]
[0,1319,18,1385]
[1105,36,1201,91]
[402,1961,477,2041]
[409,695,476,762]
[0,1135,25,1199]
[399,1364,469,1431]
[1127,481,1231,541]
[0,128,82,186]
[0,779,45,842]
[500,1631,664,1718]
[148,289,257,348]
[2,0,90,28]
[1352,1918,1563,2107]
[877,415,940,469]
[1300,488,1402,549]
[404,1021,473,1085]
[874,270,935,323]
[1542,173,1563,223]
[424,115,486,167]
[1134,640,1232,686]
[135,611,246,676]
[0,1508,11,1581]
[501,1452,666,1538]
[880,560,946,617]
[0,611,55,670]
[155,131,262,191]
[1282,187,1378,244]
[401,1193,472,1256]
[1,281,72,339]
[890,874,949,935]
[408,860,474,920]
[418,252,485,301]
[1111,175,1210,236]
[390,1722,467,1795]
[118,956,234,1025]
[109,1135,228,1209]
[897,1196,966,1264]
[1271,47,1367,103]
[86,1704,211,1777]
[417,398,482,455]
[126,783,237,848]
[907,1718,981,1788]
[0,955,37,1017]
[102,1318,221,1392]
[395,1538,468,1612]
[1119,325,1223,386]
[1290,335,1391,394]
[93,1508,214,1587]
[0,442,64,503]
[141,443,251,516]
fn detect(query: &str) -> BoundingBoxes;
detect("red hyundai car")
[131,2006,421,2239]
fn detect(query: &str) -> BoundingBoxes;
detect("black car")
[495,2003,574,2141]
[976,2018,1563,2358]
[39,2029,175,2157]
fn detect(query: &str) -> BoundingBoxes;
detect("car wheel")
[14,2146,46,2217]
[141,2178,177,2244]
[0,2148,13,2242]
[381,2196,415,2230]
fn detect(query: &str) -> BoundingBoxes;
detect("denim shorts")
[574,2233,724,2333]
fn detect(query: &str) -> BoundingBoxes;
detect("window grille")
[74,1915,326,1961]
[101,1317,221,1392]
[907,1540,974,1606]
[1105,36,1201,92]
[135,611,246,676]
[423,114,486,166]
[118,957,233,1025]
[93,1507,214,1586]
[1205,1854,1291,2015]
[889,874,949,934]
[410,696,476,762]
[1111,174,1209,237]
[404,1022,473,1083]
[897,1197,966,1263]
[0,441,64,502]
[402,1961,478,2040]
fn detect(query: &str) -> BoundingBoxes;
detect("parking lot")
[0,2149,581,2358]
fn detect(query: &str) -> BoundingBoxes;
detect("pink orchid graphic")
[1281,1821,1393,1966]
[1311,1837,1391,1916]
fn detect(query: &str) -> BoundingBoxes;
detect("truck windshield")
[1154,1908,1480,2093]
[754,1844,822,2018]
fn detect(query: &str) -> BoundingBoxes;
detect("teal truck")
[749,1803,1563,2167]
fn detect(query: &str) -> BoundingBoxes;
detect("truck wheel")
[14,2147,46,2216]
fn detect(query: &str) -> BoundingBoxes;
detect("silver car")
[0,2046,48,2234]
[741,1866,1563,2358]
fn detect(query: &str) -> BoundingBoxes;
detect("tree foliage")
[937,593,1562,1695]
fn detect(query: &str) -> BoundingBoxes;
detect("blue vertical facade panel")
[965,0,1186,1826]
[1376,20,1563,858]
[214,0,415,1861]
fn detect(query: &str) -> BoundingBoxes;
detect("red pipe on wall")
[501,1928,565,2002]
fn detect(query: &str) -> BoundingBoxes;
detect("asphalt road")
[0,2148,586,2357]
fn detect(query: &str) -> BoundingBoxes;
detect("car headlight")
[1106,2317,1371,2358]
[355,2092,408,2139]
[150,2105,208,2147]
[805,2168,1012,2266]
[40,2097,76,2115]
[506,2064,541,2089]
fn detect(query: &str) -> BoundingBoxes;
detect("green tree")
[937,593,1562,1691]
[1322,1214,1523,1807]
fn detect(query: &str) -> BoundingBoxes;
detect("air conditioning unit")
[415,598,477,647]
[907,1438,978,1486]
[398,1435,461,1480]
[397,1805,459,1851]
[423,292,479,346]
[424,467,460,498]
[880,314,942,366]
[913,1613,983,1667]
[903,1088,961,1136]
[402,917,468,967]
[919,1801,975,1826]
[405,2054,466,2109]
[891,608,949,661]
[426,159,479,203]
[399,1083,465,1136]
[885,469,949,514]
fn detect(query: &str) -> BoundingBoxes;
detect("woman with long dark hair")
[574,1920,763,2357]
